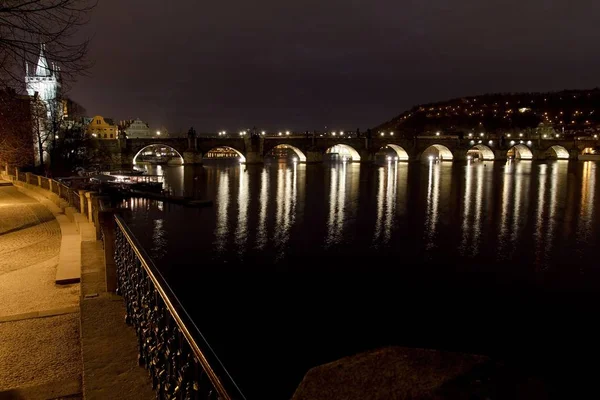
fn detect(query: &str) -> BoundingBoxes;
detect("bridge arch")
[421,144,453,162]
[545,145,569,160]
[507,144,533,160]
[467,144,495,161]
[203,146,246,163]
[325,144,361,161]
[265,144,307,162]
[378,144,409,161]
[133,144,184,165]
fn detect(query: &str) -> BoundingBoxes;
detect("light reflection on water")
[214,170,229,252]
[126,161,600,276]
[578,161,597,250]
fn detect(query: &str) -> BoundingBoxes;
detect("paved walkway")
[0,178,154,400]
[0,183,82,398]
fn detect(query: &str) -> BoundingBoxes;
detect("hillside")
[374,88,600,137]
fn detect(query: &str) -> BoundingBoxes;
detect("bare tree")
[0,0,97,89]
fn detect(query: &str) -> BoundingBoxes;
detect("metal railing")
[113,215,245,400]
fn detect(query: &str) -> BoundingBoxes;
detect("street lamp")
[261,131,266,135]
[156,131,161,136]
[286,131,290,135]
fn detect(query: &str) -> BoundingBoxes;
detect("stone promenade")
[0,183,82,399]
[0,180,153,400]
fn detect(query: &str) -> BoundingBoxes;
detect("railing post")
[99,209,117,292]
[14,167,19,181]
[25,172,32,185]
[86,191,96,224]
[79,190,86,214]
[37,175,42,187]
[49,179,53,193]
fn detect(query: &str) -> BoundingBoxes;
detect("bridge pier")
[183,151,203,164]
[306,151,323,163]
[245,151,264,164]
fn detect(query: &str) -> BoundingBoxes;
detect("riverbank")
[0,178,153,399]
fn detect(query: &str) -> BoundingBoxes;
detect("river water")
[125,160,600,399]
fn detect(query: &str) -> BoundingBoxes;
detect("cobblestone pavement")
[0,184,82,397]
[0,185,61,275]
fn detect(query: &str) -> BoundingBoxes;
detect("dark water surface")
[126,161,600,399]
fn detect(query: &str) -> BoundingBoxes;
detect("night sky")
[69,0,600,134]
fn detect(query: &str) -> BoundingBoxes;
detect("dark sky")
[69,0,600,134]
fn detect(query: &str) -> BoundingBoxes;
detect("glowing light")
[478,140,482,144]
[293,157,298,162]
[488,140,493,145]
[527,141,532,145]
[519,133,523,137]
[470,140,475,144]
[380,132,384,136]
[92,133,97,137]
[394,157,398,161]
[278,132,282,136]
[595,135,598,139]
[340,131,344,136]
[480,132,484,137]
[543,134,547,138]
[510,140,515,145]
[156,131,161,135]
[55,135,59,139]
[286,131,290,135]
[428,155,434,161]
[239,131,243,136]
[436,131,440,136]
[261,131,266,135]
[467,155,472,160]
[507,134,511,137]
[387,156,392,161]
[390,132,394,136]
[332,132,336,136]
[468,133,473,137]
[556,134,560,138]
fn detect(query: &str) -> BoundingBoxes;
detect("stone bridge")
[98,134,600,166]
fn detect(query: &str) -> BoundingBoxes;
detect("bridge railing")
[112,214,246,400]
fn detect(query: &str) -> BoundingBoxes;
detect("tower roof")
[35,44,50,77]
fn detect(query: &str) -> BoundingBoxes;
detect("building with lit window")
[86,115,118,139]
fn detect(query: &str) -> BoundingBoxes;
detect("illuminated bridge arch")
[467,144,495,161]
[203,146,246,163]
[266,144,307,162]
[133,144,184,164]
[545,145,570,160]
[378,144,409,161]
[325,144,361,161]
[421,144,454,162]
[507,144,533,160]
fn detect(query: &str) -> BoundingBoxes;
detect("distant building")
[25,44,62,118]
[119,118,151,138]
[86,115,118,139]
[24,44,65,166]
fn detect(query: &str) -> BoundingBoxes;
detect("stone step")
[55,214,81,285]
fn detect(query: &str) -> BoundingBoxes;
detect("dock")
[128,190,213,207]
